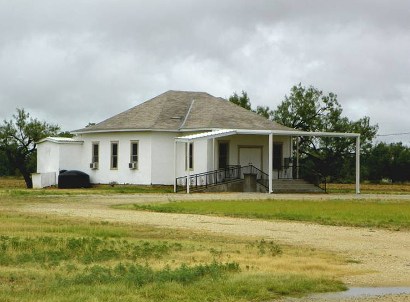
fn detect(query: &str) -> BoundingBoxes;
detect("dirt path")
[12,193,410,301]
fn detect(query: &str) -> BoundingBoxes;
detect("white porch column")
[212,138,216,170]
[186,141,190,194]
[269,133,273,193]
[355,135,361,194]
[296,137,300,179]
[173,141,177,193]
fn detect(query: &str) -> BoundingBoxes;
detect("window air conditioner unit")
[90,162,98,169]
[129,162,138,169]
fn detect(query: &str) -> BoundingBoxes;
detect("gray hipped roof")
[74,90,294,133]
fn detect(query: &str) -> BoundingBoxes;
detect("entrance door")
[239,147,262,170]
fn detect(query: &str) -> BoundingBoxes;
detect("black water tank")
[58,170,91,188]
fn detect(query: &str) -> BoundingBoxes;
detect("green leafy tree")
[255,106,273,119]
[272,83,378,182]
[229,91,274,119]
[364,142,410,182]
[0,150,13,176]
[229,91,252,110]
[0,108,60,188]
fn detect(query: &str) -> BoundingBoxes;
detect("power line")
[376,131,410,137]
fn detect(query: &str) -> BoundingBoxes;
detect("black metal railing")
[268,164,326,192]
[175,165,243,193]
[241,165,269,189]
[176,164,326,193]
[290,165,327,192]
[175,165,270,193]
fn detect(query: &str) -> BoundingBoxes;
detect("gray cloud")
[1,0,409,144]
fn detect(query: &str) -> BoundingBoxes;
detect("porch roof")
[174,128,360,142]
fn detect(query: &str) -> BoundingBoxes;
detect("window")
[185,142,193,170]
[218,141,229,169]
[272,143,283,170]
[92,142,99,164]
[111,142,119,169]
[130,141,138,169]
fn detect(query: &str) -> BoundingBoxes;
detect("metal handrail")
[241,165,269,189]
[291,165,327,192]
[175,165,243,193]
[175,165,270,192]
[176,164,326,193]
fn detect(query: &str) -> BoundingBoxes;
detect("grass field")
[0,177,172,195]
[2,176,410,195]
[0,209,348,302]
[327,182,410,194]
[126,198,410,230]
[0,178,408,300]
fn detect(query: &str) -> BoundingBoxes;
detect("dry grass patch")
[0,211,349,301]
[0,177,26,189]
[327,183,410,194]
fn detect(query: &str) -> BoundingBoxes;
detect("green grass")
[126,198,410,230]
[0,185,172,197]
[0,211,347,301]
[0,176,173,195]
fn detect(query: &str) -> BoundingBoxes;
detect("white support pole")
[186,142,190,194]
[355,135,361,194]
[296,137,300,179]
[173,141,177,193]
[269,133,273,194]
[290,136,293,178]
[212,138,216,170]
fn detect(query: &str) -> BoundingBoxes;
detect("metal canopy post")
[174,129,361,195]
[186,141,190,194]
[212,138,216,171]
[296,137,300,179]
[356,135,361,194]
[269,133,273,193]
[173,141,177,193]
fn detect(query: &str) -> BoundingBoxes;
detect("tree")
[0,108,60,188]
[229,91,274,119]
[0,150,13,176]
[364,142,410,182]
[255,105,272,119]
[229,91,252,110]
[272,83,378,182]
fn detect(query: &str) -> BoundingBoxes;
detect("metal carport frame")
[174,129,361,194]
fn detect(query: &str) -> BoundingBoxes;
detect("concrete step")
[271,179,325,193]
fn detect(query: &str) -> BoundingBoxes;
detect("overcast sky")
[1,0,409,144]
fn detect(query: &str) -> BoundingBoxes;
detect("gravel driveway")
[16,193,410,302]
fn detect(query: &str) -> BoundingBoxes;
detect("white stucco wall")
[150,132,179,185]
[75,132,153,185]
[37,141,60,173]
[37,141,84,173]
[36,140,84,187]
[59,144,83,171]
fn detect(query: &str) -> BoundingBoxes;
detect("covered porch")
[174,129,360,194]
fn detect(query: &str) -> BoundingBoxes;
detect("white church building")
[33,90,361,193]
